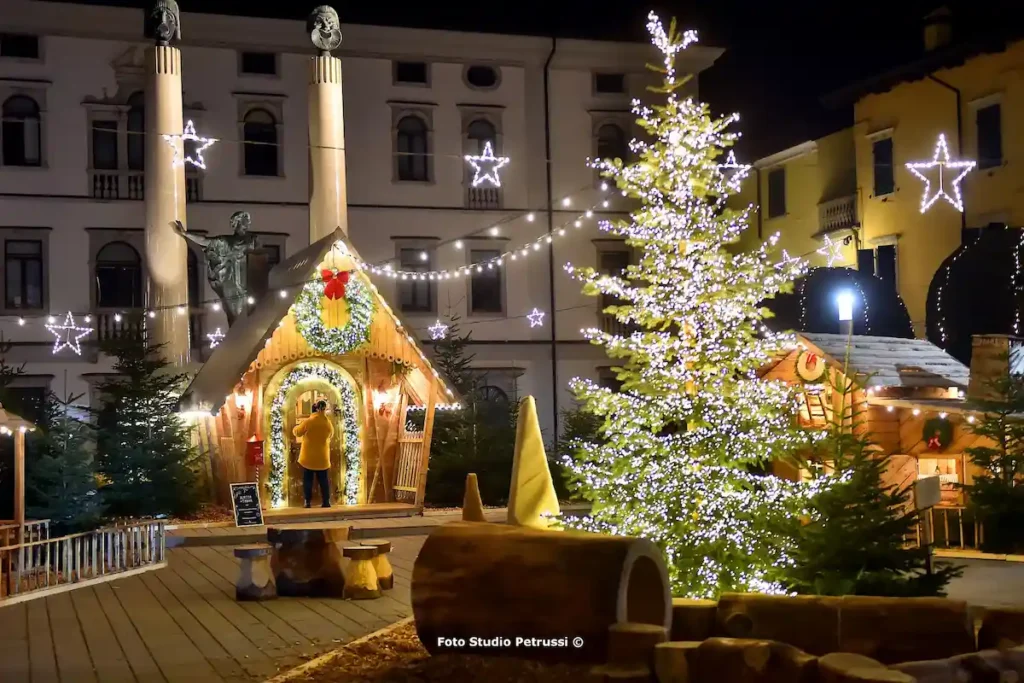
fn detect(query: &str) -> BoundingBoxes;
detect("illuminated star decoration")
[428,320,449,341]
[775,249,801,271]
[46,311,93,356]
[816,235,845,268]
[717,150,751,190]
[465,141,510,188]
[527,308,546,328]
[162,120,218,170]
[905,133,976,213]
[207,328,225,349]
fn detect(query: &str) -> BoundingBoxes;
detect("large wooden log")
[411,521,670,664]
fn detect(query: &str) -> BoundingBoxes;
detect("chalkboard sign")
[230,483,264,527]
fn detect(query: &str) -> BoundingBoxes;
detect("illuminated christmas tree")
[563,14,817,598]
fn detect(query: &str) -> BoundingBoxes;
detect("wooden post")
[13,429,25,545]
[414,381,438,508]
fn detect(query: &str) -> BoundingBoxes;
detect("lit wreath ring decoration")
[293,272,375,356]
[922,417,953,452]
[795,349,826,383]
[269,363,362,507]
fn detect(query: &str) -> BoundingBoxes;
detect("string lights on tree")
[560,13,821,598]
[162,120,218,170]
[526,308,546,328]
[46,311,93,356]
[905,133,976,213]
[464,141,510,188]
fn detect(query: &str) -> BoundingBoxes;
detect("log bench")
[342,545,380,600]
[361,539,393,590]
[233,544,276,601]
[267,523,351,597]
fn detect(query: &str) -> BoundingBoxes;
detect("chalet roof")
[800,333,969,390]
[178,228,456,413]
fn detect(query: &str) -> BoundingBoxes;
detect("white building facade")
[0,1,720,437]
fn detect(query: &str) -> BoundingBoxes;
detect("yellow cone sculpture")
[507,396,560,529]
[462,473,486,522]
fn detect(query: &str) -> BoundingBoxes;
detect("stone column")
[144,44,190,365]
[306,6,348,242]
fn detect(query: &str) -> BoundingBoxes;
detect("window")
[2,95,41,166]
[243,108,279,176]
[396,115,429,181]
[977,103,1002,169]
[4,387,45,423]
[127,91,145,171]
[466,119,496,156]
[5,240,43,310]
[872,137,894,196]
[91,120,119,170]
[475,385,510,426]
[767,168,786,218]
[240,51,277,76]
[594,73,626,94]
[596,123,628,163]
[0,34,39,59]
[394,61,428,85]
[465,65,499,89]
[469,249,503,314]
[397,248,433,313]
[95,241,142,308]
[187,249,200,305]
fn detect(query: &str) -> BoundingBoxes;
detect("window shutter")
[857,248,875,274]
[876,245,897,289]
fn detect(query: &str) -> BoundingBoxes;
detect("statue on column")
[307,6,342,55]
[144,0,181,46]
[173,212,259,326]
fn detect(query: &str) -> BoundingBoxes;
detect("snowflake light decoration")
[428,320,448,341]
[465,141,510,188]
[905,133,976,213]
[527,308,546,328]
[46,311,93,355]
[163,120,218,170]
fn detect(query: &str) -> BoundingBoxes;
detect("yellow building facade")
[738,38,1024,336]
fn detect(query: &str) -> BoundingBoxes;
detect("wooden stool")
[233,544,276,601]
[342,546,380,600]
[361,539,393,590]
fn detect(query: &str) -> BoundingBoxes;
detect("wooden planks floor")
[0,535,425,683]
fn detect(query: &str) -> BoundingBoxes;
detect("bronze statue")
[145,0,181,46]
[307,6,342,54]
[173,212,259,326]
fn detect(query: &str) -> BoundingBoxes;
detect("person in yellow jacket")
[293,400,334,508]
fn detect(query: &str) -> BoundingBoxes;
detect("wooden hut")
[762,333,983,507]
[178,228,457,512]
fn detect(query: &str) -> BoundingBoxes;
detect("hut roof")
[178,228,457,413]
[799,333,969,390]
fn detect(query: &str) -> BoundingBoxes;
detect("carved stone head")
[307,5,342,54]
[145,0,181,46]
[230,211,251,235]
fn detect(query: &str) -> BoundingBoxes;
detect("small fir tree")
[963,371,1024,553]
[95,339,199,518]
[780,374,959,596]
[25,393,103,534]
[562,14,817,598]
[0,334,25,519]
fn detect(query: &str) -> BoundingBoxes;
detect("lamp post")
[836,290,855,338]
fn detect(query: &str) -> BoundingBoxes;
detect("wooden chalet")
[178,228,457,512]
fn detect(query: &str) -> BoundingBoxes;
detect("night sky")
[61,0,1019,158]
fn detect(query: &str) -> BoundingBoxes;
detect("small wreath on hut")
[795,349,826,383]
[294,268,375,355]
[923,416,953,451]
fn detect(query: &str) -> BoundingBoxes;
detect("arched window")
[2,95,41,167]
[474,384,510,427]
[466,119,496,156]
[187,248,200,306]
[597,123,628,164]
[95,241,142,309]
[127,91,145,171]
[396,115,429,181]
[243,108,279,176]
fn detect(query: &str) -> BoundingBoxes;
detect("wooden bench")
[341,545,380,600]
[233,544,276,601]
[360,539,394,590]
[267,523,350,597]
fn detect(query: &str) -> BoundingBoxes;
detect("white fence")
[1,521,166,602]
[0,519,50,547]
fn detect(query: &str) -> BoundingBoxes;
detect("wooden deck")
[0,536,426,682]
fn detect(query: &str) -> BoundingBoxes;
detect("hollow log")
[411,521,670,664]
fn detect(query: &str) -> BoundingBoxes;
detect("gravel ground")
[290,621,595,683]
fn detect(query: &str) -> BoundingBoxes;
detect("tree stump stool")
[267,523,350,597]
[361,539,393,590]
[342,546,380,600]
[233,544,276,601]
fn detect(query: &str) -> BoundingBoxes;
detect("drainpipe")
[755,168,763,240]
[543,37,559,442]
[928,75,966,235]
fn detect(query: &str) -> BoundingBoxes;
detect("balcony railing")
[0,520,49,547]
[95,310,206,351]
[90,170,202,202]
[818,195,858,233]
[912,506,983,551]
[466,186,502,210]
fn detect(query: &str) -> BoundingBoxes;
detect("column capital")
[146,45,181,76]
[309,54,342,85]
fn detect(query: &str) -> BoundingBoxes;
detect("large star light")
[816,235,845,268]
[46,312,93,356]
[905,133,976,213]
[207,328,225,349]
[465,141,510,188]
[428,320,449,341]
[527,308,546,328]
[163,120,218,170]
[717,150,751,190]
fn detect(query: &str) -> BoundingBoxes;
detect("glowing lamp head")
[836,290,855,322]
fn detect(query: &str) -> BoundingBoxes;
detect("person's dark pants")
[302,467,330,507]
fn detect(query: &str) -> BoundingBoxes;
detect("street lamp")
[836,290,854,337]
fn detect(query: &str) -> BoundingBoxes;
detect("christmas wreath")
[922,417,953,451]
[294,269,374,356]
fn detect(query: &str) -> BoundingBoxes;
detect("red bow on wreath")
[321,269,350,300]
[805,353,819,369]
[927,434,943,450]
